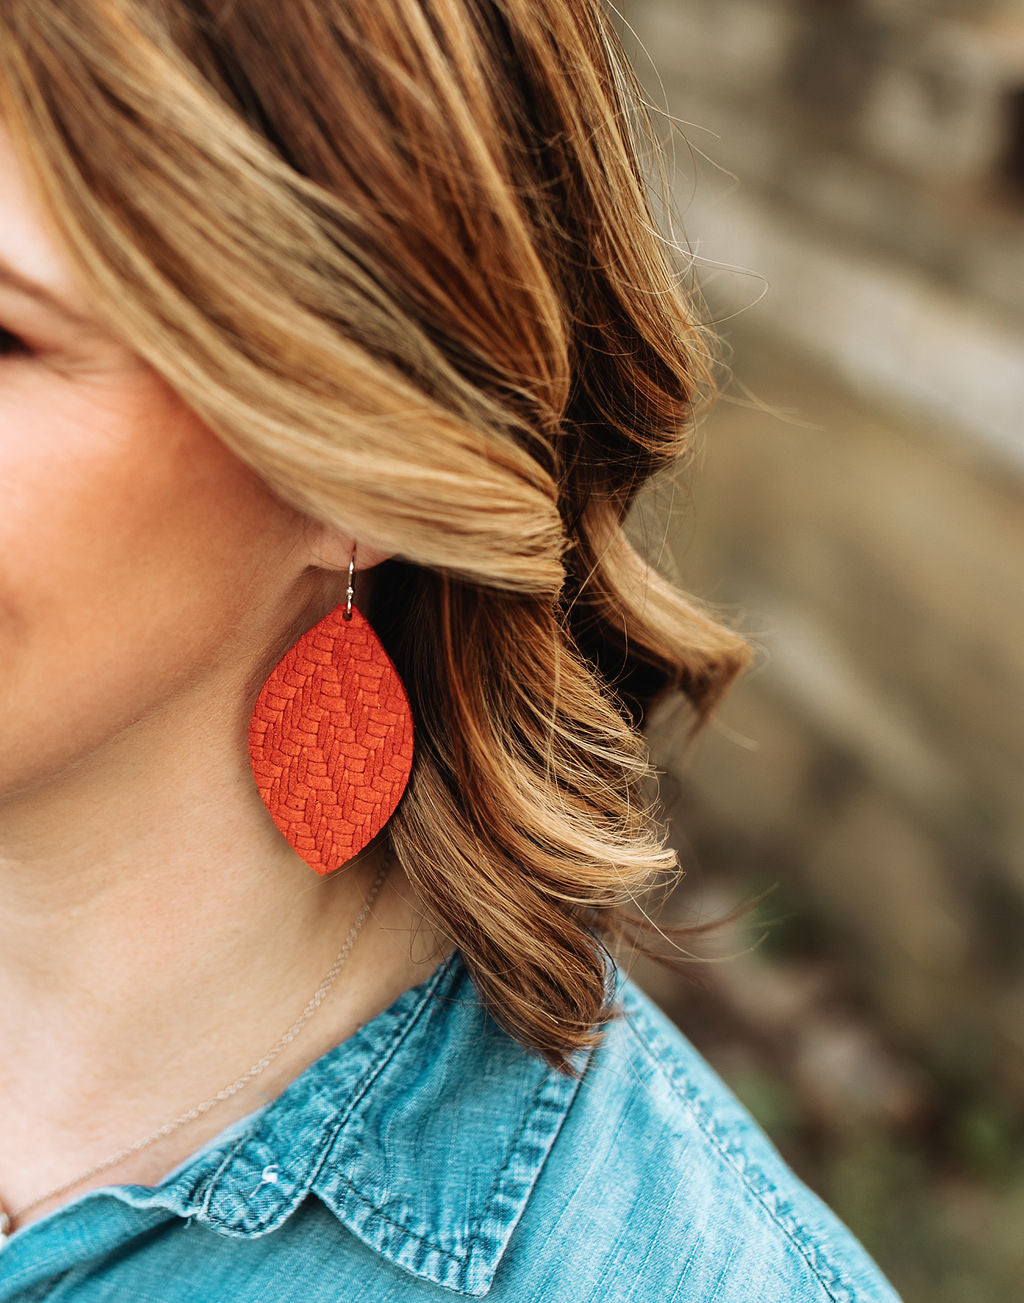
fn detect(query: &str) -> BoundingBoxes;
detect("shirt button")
[254,1164,280,1193]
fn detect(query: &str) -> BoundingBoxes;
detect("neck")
[0,675,441,1225]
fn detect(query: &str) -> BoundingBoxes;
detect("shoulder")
[492,971,902,1302]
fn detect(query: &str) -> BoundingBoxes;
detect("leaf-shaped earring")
[248,547,414,874]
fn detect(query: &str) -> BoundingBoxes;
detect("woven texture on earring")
[248,604,414,875]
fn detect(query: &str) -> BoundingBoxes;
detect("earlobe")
[302,519,394,573]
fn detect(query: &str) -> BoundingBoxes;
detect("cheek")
[0,369,299,789]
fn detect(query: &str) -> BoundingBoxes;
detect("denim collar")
[101,952,590,1297]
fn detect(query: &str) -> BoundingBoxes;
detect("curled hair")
[0,0,753,1071]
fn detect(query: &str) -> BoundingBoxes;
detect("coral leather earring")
[248,581,414,875]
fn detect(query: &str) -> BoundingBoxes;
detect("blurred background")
[613,2,1024,1299]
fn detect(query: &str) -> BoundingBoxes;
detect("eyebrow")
[0,258,96,329]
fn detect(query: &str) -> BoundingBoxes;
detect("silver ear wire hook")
[343,545,356,620]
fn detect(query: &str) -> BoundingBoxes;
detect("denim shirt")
[0,952,902,1301]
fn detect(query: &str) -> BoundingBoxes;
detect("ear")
[301,518,395,573]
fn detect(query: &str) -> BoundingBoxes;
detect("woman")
[0,1,901,1299]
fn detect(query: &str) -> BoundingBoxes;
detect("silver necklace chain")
[0,856,389,1244]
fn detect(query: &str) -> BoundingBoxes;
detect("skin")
[0,122,442,1232]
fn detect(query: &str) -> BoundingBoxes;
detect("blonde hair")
[0,0,752,1071]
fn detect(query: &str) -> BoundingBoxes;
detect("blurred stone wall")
[615,4,1024,1292]
[621,0,1024,470]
